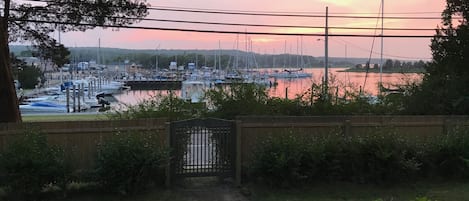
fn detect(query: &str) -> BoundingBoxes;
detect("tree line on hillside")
[17,47,345,69]
[70,51,332,69]
[354,59,427,71]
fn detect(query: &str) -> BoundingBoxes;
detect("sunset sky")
[57,0,447,60]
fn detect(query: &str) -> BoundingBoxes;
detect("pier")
[124,80,182,90]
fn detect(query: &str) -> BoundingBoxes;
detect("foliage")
[409,197,434,201]
[204,83,270,119]
[95,131,168,195]
[32,42,70,69]
[251,126,469,187]
[11,53,45,89]
[109,91,203,120]
[250,135,311,187]
[0,128,67,200]
[403,0,469,114]
[203,81,400,119]
[17,65,44,89]
[64,47,328,69]
[419,126,469,179]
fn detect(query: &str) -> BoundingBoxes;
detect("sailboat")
[270,39,312,79]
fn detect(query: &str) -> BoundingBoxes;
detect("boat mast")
[235,34,239,70]
[283,40,287,69]
[97,38,100,65]
[379,0,384,93]
[301,36,303,69]
[155,43,159,73]
[219,40,221,70]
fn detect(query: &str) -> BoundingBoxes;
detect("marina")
[18,65,422,115]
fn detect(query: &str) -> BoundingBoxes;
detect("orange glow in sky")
[58,0,447,60]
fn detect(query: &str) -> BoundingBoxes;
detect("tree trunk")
[0,3,22,123]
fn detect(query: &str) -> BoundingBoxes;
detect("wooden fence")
[236,116,469,173]
[1,116,468,184]
[0,118,168,171]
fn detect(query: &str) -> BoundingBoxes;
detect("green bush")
[250,129,422,186]
[250,135,308,187]
[205,83,270,119]
[95,131,168,195]
[420,127,469,179]
[349,131,421,183]
[0,128,67,200]
[109,91,202,120]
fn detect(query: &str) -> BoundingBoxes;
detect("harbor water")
[114,68,422,105]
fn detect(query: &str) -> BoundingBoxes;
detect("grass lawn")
[22,113,108,122]
[248,182,469,201]
[29,181,469,201]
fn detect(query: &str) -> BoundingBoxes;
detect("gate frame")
[166,118,240,186]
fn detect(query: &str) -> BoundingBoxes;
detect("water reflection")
[115,68,423,105]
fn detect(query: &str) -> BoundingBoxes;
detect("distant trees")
[66,49,327,69]
[11,54,43,89]
[32,43,71,71]
[353,59,426,71]
[383,59,394,70]
[383,59,427,71]
[403,0,469,114]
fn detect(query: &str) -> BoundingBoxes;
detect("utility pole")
[324,6,329,97]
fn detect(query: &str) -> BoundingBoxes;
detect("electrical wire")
[148,7,447,20]
[8,8,438,31]
[151,5,442,15]
[20,0,453,19]
[12,19,440,38]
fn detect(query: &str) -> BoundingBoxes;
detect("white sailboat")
[270,39,312,79]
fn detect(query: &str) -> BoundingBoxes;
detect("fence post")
[72,85,76,113]
[165,122,171,188]
[77,84,81,112]
[343,120,351,136]
[235,120,242,187]
[443,119,451,135]
[66,87,70,113]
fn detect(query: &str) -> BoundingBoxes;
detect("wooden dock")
[124,80,182,90]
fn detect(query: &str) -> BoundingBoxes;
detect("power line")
[21,0,444,15]
[12,18,440,38]
[152,5,442,15]
[117,17,439,31]
[148,7,449,20]
[9,9,438,31]
[19,1,450,19]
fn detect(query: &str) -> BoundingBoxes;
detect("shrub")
[250,135,308,187]
[420,126,469,179]
[109,91,202,120]
[0,128,67,200]
[205,83,270,119]
[95,131,168,195]
[350,130,421,183]
[250,129,422,186]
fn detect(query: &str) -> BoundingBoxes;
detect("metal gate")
[170,118,236,179]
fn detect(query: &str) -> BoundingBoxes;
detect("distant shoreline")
[338,68,426,74]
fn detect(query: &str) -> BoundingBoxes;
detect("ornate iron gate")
[170,118,236,179]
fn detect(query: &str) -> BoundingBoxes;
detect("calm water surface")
[115,68,423,105]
